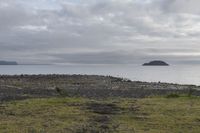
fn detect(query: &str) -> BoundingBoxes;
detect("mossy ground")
[0,96,200,133]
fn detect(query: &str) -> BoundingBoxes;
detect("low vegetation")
[0,75,200,132]
[0,96,200,133]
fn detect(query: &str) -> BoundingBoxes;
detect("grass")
[0,96,200,133]
[115,97,200,133]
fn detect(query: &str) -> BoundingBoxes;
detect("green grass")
[115,97,200,133]
[0,96,200,133]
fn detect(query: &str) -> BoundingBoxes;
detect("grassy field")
[0,96,200,133]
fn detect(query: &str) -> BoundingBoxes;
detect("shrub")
[166,93,180,98]
[55,87,68,97]
[187,88,195,97]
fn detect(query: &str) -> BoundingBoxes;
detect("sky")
[1,0,200,65]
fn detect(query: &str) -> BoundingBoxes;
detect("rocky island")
[0,61,18,65]
[143,60,169,66]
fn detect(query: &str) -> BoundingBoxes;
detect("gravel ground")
[0,75,199,101]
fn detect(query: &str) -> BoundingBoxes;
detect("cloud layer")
[0,0,200,64]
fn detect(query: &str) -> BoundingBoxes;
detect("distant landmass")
[143,60,169,66]
[0,61,18,65]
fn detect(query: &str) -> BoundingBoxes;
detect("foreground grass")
[0,96,200,133]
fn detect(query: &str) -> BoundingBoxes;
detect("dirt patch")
[75,102,122,133]
[195,118,200,122]
[92,115,111,123]
[86,103,121,115]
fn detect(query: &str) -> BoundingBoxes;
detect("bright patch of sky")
[18,0,61,10]
[19,25,48,32]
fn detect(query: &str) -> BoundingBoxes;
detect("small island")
[143,60,169,66]
[0,61,18,65]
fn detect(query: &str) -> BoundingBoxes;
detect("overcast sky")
[1,0,200,65]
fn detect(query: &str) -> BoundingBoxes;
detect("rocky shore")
[0,75,199,101]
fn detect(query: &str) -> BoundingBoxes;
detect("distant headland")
[143,60,169,66]
[0,61,18,65]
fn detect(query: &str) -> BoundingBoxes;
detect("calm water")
[0,64,200,85]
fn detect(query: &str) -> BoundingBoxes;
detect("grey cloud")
[0,0,200,64]
[158,0,200,14]
[50,50,145,64]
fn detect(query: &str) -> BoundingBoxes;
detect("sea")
[0,64,200,85]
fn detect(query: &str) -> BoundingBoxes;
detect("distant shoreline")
[0,61,18,65]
